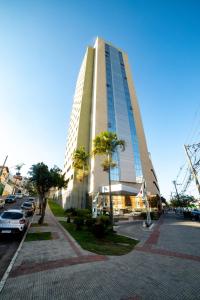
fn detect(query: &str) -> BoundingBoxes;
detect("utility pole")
[0,155,8,178]
[172,180,180,201]
[184,144,200,196]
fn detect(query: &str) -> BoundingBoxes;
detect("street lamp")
[140,178,152,227]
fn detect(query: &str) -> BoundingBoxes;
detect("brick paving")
[10,255,107,277]
[0,209,200,299]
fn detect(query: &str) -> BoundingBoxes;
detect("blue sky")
[0,0,200,199]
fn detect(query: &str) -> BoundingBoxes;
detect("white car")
[15,193,23,199]
[0,209,28,234]
[0,198,5,209]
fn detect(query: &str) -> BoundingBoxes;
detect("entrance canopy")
[100,184,139,195]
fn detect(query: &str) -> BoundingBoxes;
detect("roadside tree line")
[26,131,125,225]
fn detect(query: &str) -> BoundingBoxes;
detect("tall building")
[63,37,160,211]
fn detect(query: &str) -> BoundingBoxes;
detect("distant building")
[63,37,160,212]
[0,166,9,195]
[0,166,9,184]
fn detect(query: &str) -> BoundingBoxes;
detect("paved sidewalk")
[9,205,106,277]
[0,209,200,299]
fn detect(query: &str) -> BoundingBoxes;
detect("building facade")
[63,37,160,212]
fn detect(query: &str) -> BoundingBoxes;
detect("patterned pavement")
[0,209,200,300]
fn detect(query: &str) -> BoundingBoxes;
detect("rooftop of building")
[92,36,127,55]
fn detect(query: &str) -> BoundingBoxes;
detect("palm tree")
[72,147,90,208]
[93,131,125,224]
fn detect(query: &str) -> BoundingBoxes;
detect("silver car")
[0,209,28,234]
[21,201,35,216]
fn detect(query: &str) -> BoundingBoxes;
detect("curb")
[47,204,83,256]
[116,233,140,241]
[0,214,34,294]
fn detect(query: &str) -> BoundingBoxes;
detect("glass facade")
[105,44,120,181]
[105,43,143,183]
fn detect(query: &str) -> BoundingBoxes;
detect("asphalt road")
[0,197,28,280]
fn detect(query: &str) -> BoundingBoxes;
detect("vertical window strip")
[118,52,143,183]
[105,44,119,181]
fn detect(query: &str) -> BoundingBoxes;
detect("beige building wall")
[63,47,94,209]
[89,38,109,196]
[123,52,159,195]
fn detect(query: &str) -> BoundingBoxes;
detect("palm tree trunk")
[82,165,86,208]
[108,153,113,226]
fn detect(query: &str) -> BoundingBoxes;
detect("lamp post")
[141,179,152,227]
[92,192,99,218]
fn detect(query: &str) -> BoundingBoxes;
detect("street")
[0,197,27,280]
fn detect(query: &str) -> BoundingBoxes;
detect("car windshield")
[9,196,15,199]
[2,212,23,219]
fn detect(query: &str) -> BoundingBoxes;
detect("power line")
[184,143,200,196]
[184,105,200,145]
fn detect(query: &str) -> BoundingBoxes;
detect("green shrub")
[66,213,71,223]
[65,208,92,219]
[97,215,110,226]
[85,217,96,230]
[73,216,84,230]
[91,215,111,238]
[92,223,105,238]
[65,208,77,216]
[76,208,91,218]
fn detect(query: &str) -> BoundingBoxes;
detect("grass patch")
[60,221,139,256]
[31,223,48,227]
[25,232,52,241]
[48,200,66,217]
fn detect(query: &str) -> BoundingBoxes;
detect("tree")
[15,163,25,175]
[23,178,37,196]
[29,163,67,224]
[93,131,125,224]
[170,194,196,208]
[72,147,90,208]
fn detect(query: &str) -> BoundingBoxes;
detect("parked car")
[5,195,16,203]
[191,209,200,221]
[0,209,28,234]
[0,198,5,209]
[26,197,37,209]
[15,193,23,199]
[21,201,35,216]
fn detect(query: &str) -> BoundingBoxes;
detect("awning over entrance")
[100,184,139,195]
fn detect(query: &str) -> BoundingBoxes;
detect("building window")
[118,51,143,183]
[105,44,119,181]
[67,165,71,172]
